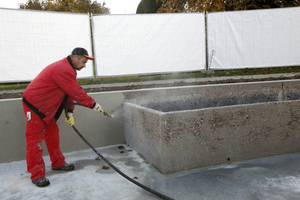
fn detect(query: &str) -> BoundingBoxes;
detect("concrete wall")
[123,80,300,174]
[0,92,125,164]
[124,101,300,174]
[2,79,300,168]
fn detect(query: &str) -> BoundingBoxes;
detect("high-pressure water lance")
[100,109,112,118]
[65,103,175,200]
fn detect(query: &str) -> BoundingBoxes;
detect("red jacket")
[23,57,95,124]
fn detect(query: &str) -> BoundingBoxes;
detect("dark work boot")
[32,177,50,187]
[52,163,75,171]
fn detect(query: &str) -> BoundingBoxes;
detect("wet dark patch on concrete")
[125,160,141,168]
[286,93,300,101]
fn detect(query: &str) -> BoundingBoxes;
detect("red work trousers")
[22,102,66,181]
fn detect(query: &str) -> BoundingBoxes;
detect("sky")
[0,0,141,14]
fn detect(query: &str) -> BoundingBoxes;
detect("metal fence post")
[205,11,209,72]
[89,13,98,81]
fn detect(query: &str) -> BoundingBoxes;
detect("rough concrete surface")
[2,74,300,199]
[1,144,300,200]
[123,79,300,174]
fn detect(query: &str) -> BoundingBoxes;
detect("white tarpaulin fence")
[208,7,300,69]
[1,7,300,83]
[0,8,93,82]
[92,13,206,77]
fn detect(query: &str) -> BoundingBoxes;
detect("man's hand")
[65,112,74,126]
[93,102,103,113]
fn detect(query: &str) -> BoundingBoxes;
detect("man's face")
[72,55,88,71]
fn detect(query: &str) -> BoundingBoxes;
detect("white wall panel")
[208,7,300,69]
[93,13,206,76]
[0,8,93,82]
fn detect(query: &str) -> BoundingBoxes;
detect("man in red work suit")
[22,47,103,187]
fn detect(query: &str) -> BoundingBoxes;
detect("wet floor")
[1,144,300,200]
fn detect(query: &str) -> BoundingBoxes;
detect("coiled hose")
[65,103,175,200]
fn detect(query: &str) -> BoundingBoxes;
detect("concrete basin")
[123,81,300,174]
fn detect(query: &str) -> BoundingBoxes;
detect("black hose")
[65,103,175,200]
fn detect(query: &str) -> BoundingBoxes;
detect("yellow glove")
[64,112,74,126]
[93,102,104,114]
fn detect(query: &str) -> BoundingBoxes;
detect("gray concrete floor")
[1,144,300,200]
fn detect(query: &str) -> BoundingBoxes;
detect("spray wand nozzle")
[101,110,112,118]
[100,108,111,117]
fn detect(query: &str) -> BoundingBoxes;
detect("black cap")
[71,47,94,60]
